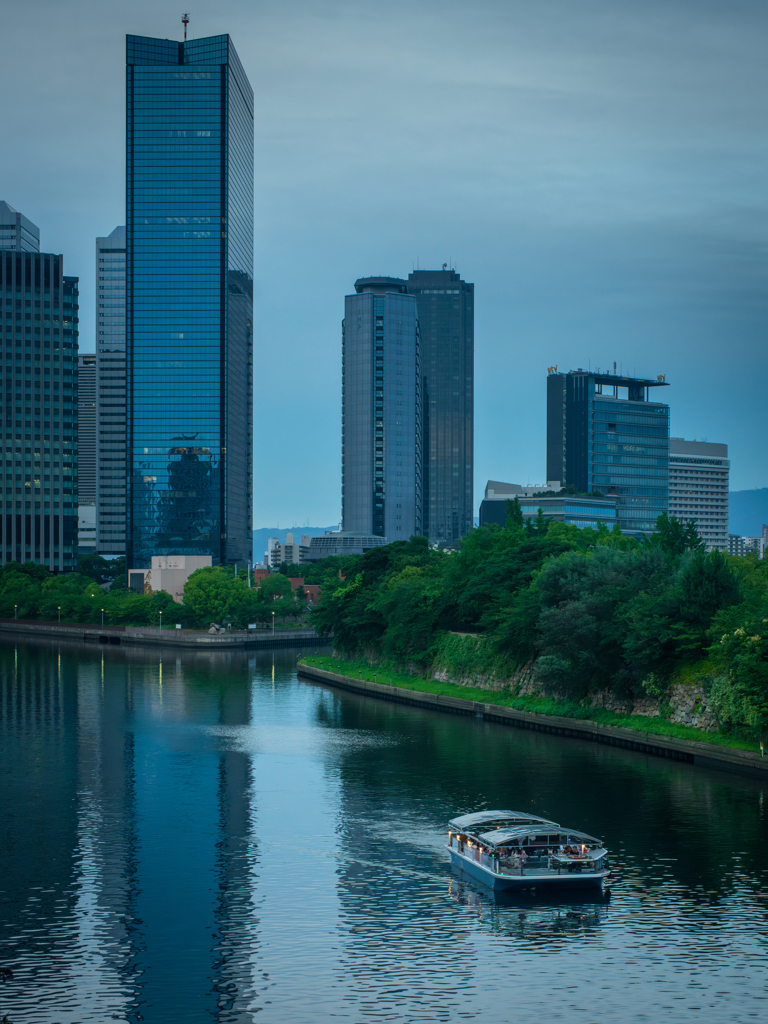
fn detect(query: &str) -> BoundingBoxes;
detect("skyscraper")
[0,204,79,570]
[95,226,127,556]
[406,269,474,545]
[126,34,253,568]
[342,278,421,540]
[77,354,96,553]
[546,369,670,536]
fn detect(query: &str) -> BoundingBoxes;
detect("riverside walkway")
[0,618,325,649]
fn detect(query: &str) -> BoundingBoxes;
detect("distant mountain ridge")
[729,489,768,537]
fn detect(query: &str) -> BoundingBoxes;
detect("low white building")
[728,528,767,558]
[265,532,311,569]
[129,555,212,603]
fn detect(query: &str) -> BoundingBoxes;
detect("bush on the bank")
[310,508,764,731]
[0,560,310,629]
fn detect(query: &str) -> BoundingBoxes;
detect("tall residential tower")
[126,34,254,568]
[341,278,421,540]
[669,438,729,551]
[406,269,473,545]
[546,369,670,536]
[77,354,96,552]
[95,226,127,556]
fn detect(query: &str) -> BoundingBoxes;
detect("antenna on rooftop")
[182,12,190,40]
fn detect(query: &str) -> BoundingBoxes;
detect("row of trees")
[0,561,311,628]
[310,505,768,735]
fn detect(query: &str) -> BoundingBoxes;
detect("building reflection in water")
[0,642,263,1023]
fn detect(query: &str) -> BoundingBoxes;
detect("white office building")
[265,533,311,569]
[669,438,729,551]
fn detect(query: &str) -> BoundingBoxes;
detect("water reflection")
[0,640,767,1022]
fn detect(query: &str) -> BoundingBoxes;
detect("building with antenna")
[125,32,253,568]
[546,368,670,537]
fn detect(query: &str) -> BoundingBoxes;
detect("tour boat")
[447,810,610,892]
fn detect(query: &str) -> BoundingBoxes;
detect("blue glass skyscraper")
[126,34,253,568]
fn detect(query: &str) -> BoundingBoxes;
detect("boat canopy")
[448,810,557,831]
[476,825,602,848]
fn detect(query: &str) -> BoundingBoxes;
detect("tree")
[183,566,249,623]
[505,497,524,531]
[78,554,124,584]
[651,512,705,556]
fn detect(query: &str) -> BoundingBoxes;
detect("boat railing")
[449,834,606,876]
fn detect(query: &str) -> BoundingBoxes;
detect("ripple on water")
[0,642,767,1022]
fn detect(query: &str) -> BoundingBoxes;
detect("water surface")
[1,640,767,1022]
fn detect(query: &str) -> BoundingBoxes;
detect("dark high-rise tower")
[0,207,79,571]
[342,278,421,540]
[546,368,670,536]
[406,269,473,545]
[126,34,253,568]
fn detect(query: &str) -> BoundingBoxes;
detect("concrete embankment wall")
[298,664,768,780]
[0,619,327,650]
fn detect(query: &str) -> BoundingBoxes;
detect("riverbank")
[298,656,768,779]
[0,617,326,649]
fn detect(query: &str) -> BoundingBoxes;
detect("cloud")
[2,0,767,520]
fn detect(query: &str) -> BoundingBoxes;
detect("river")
[0,639,767,1022]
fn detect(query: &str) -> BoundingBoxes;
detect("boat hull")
[448,848,608,892]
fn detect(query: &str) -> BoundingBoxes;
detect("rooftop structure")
[479,480,616,530]
[0,201,40,253]
[547,367,670,537]
[305,532,388,561]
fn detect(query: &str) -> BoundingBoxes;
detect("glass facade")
[126,34,253,568]
[547,371,670,537]
[342,279,421,540]
[406,270,474,545]
[0,250,79,571]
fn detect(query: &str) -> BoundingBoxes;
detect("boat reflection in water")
[448,810,610,893]
[447,877,607,944]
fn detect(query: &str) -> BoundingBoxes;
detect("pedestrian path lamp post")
[57,606,61,623]
[272,611,275,635]
[14,604,17,619]
[159,610,163,631]
[101,608,105,628]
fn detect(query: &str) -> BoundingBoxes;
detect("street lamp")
[101,608,105,628]
[14,604,17,619]
[159,610,163,631]
[272,610,275,635]
[57,606,61,623]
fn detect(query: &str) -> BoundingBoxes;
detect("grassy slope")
[299,654,761,755]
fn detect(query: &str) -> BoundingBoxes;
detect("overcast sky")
[3,0,767,526]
